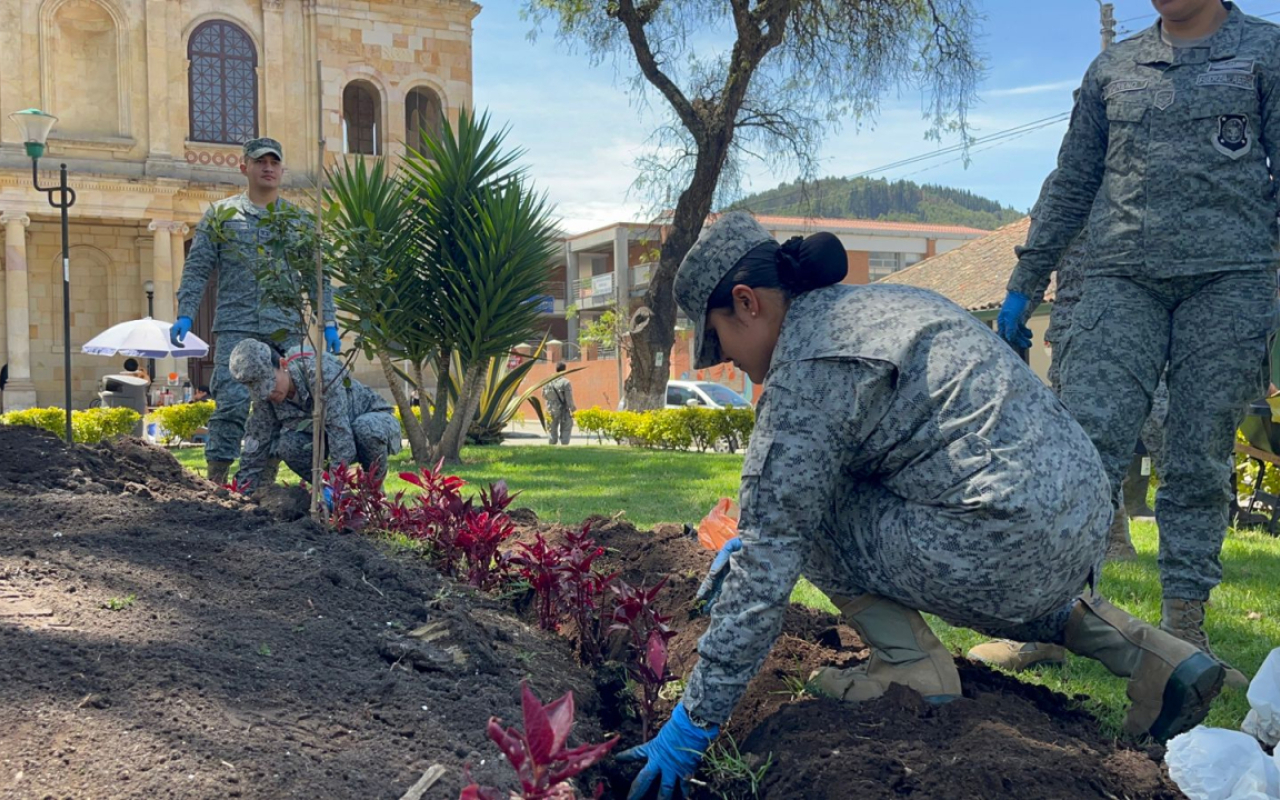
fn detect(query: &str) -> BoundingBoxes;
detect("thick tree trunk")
[426,351,451,446]
[433,360,485,465]
[378,350,429,466]
[624,143,731,411]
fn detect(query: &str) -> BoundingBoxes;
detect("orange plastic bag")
[697,497,740,551]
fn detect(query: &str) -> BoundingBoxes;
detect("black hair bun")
[776,231,848,293]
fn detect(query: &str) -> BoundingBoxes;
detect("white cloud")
[984,79,1081,98]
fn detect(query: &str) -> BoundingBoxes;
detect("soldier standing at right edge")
[995,0,1280,689]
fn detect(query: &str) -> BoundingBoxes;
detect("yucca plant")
[323,155,441,464]
[401,110,560,463]
[429,337,584,445]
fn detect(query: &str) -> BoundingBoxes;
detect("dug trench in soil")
[0,426,608,799]
[509,514,1185,799]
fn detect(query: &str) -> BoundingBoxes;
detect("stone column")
[169,223,188,306]
[148,220,178,381]
[2,213,36,410]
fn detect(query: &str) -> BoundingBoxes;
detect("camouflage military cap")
[228,339,278,402]
[675,212,775,369]
[243,137,283,161]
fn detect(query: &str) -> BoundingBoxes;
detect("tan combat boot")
[1107,505,1137,561]
[967,640,1066,671]
[206,459,233,486]
[807,594,962,704]
[1161,598,1249,690]
[1065,594,1223,741]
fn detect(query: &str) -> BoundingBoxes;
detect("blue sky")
[473,1,1280,234]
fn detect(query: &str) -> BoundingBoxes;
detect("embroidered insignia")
[1154,88,1175,110]
[1103,80,1148,100]
[1213,114,1251,159]
[1196,72,1256,90]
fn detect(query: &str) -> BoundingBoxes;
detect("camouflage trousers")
[800,472,1109,641]
[206,331,303,463]
[1059,272,1275,601]
[547,409,573,445]
[276,411,403,484]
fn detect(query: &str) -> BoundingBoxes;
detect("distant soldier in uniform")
[542,362,576,445]
[619,213,1224,800]
[996,0,1278,689]
[226,340,400,493]
[171,137,341,486]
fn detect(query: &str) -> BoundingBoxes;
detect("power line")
[849,113,1070,179]
[893,121,1067,180]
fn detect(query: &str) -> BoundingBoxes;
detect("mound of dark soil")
[538,514,1185,800]
[0,428,604,799]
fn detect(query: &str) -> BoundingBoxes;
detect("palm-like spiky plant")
[400,110,560,463]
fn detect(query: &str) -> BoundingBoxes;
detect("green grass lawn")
[170,444,1277,734]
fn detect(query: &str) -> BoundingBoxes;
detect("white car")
[665,380,752,410]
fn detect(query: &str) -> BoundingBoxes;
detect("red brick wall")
[843,251,871,285]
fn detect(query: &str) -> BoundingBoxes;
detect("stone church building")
[0,0,477,411]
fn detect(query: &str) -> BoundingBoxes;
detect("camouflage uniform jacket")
[542,376,575,415]
[238,348,393,487]
[1021,171,1088,344]
[177,194,336,335]
[1008,2,1280,298]
[682,283,1107,727]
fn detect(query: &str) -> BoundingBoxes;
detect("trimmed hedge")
[573,406,754,452]
[147,401,215,446]
[1,406,141,443]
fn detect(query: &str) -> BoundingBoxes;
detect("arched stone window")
[188,20,258,144]
[405,86,443,149]
[343,81,381,156]
[49,0,121,137]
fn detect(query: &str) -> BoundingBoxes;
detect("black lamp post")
[143,279,155,380]
[10,109,76,442]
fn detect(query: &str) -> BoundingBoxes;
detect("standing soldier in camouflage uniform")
[996,0,1278,689]
[170,138,340,486]
[542,362,576,445]
[618,213,1224,800]
[226,340,401,492]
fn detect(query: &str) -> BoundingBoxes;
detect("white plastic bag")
[1166,727,1280,800]
[1243,648,1280,748]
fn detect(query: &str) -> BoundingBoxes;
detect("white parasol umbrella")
[81,317,209,359]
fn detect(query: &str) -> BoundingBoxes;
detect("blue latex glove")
[322,486,334,511]
[995,291,1033,350]
[324,324,341,355]
[617,703,718,800]
[170,316,193,347]
[695,537,742,614]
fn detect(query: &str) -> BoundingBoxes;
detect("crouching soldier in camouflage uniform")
[171,138,339,486]
[542,362,576,445]
[618,213,1225,800]
[995,1,1280,689]
[226,340,400,493]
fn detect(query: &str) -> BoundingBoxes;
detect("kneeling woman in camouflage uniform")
[227,339,402,492]
[618,213,1224,800]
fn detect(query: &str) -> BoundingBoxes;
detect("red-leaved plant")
[459,680,617,800]
[555,524,618,665]
[610,578,676,741]
[508,532,565,631]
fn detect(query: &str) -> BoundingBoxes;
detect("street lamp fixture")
[10,108,77,442]
[143,280,156,379]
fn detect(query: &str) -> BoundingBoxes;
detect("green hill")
[726,177,1026,230]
